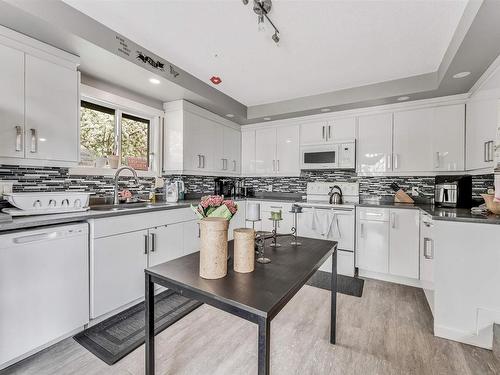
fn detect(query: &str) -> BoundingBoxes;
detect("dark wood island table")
[144,236,338,375]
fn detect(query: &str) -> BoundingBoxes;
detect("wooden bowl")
[481,194,500,215]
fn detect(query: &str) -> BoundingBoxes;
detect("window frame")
[70,84,163,177]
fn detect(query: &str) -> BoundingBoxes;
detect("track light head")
[272,32,280,44]
[242,0,249,4]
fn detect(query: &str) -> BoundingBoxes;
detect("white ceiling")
[63,0,467,107]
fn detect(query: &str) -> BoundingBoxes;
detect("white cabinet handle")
[484,142,489,162]
[488,141,494,162]
[150,233,156,252]
[233,160,236,171]
[197,155,201,168]
[221,158,225,170]
[387,154,392,170]
[391,212,396,229]
[393,153,399,169]
[360,223,365,238]
[202,155,206,168]
[144,234,149,254]
[272,160,276,172]
[30,128,37,153]
[15,125,23,152]
[423,238,434,259]
[434,152,440,169]
[277,159,280,172]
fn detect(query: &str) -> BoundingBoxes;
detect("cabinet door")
[393,108,434,172]
[0,43,25,159]
[255,127,276,174]
[183,220,200,255]
[389,209,419,279]
[357,113,393,173]
[432,104,465,171]
[276,125,300,176]
[149,223,184,267]
[241,130,256,175]
[466,99,498,171]
[223,126,241,174]
[329,117,356,141]
[92,230,148,318]
[184,112,215,172]
[356,219,389,273]
[25,54,78,163]
[300,121,327,145]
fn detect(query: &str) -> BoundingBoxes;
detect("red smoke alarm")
[210,76,222,85]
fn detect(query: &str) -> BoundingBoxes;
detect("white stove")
[295,182,359,277]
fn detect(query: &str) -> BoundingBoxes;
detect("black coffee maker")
[214,178,235,197]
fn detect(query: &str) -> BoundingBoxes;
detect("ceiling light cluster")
[243,0,280,45]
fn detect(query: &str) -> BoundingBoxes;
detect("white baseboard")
[358,269,421,288]
[434,325,492,350]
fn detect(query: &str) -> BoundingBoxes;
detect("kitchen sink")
[90,202,155,211]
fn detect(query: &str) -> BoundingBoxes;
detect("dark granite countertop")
[357,199,500,225]
[2,194,499,232]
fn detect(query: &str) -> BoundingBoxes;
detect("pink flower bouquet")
[191,195,238,220]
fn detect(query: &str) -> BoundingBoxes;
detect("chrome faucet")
[113,166,139,205]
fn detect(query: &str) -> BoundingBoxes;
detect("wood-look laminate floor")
[4,279,499,375]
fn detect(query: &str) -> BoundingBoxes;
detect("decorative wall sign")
[136,51,165,71]
[210,76,222,85]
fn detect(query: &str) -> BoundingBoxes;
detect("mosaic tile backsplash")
[0,165,494,204]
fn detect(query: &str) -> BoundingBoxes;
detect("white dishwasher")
[0,223,89,369]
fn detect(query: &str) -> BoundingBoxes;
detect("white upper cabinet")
[163,100,241,176]
[25,55,79,163]
[357,113,393,173]
[0,43,24,159]
[432,104,465,172]
[276,125,300,175]
[300,117,355,145]
[466,98,498,171]
[241,129,256,175]
[393,108,434,172]
[252,125,300,176]
[0,29,79,166]
[255,127,276,175]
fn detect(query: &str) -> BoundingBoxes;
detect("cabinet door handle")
[393,153,399,169]
[201,155,206,168]
[30,128,37,153]
[150,233,156,252]
[488,141,494,162]
[15,126,23,152]
[434,152,440,169]
[197,155,201,168]
[272,159,276,172]
[221,158,225,170]
[197,223,200,238]
[144,234,149,254]
[387,154,392,170]
[484,142,489,162]
[322,126,325,140]
[391,212,396,229]
[328,125,331,140]
[277,159,280,172]
[424,238,434,259]
[233,160,236,171]
[360,223,365,238]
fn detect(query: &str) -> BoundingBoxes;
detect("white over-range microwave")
[300,141,356,170]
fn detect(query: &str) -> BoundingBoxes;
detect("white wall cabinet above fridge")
[0,26,80,167]
[241,124,300,177]
[356,103,465,175]
[299,117,356,145]
[163,100,241,176]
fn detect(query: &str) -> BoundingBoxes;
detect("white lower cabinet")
[91,209,201,319]
[356,207,419,283]
[93,230,148,318]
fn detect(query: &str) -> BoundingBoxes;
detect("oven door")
[300,144,339,169]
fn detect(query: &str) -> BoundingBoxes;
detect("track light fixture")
[243,0,281,45]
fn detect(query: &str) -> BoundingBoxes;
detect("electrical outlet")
[411,187,419,197]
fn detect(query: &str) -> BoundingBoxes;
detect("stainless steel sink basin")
[90,202,154,211]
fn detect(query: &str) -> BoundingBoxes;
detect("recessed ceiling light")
[453,71,471,79]
[263,117,271,121]
[320,108,331,112]
[149,78,160,85]
[226,114,234,118]
[397,96,410,101]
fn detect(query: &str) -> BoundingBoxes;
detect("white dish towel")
[326,210,341,239]
[311,208,338,238]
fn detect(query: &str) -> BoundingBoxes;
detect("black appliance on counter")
[434,175,472,208]
[214,178,235,197]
